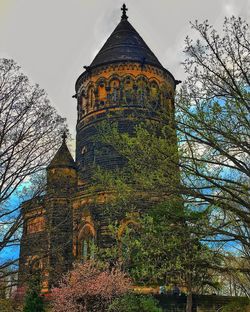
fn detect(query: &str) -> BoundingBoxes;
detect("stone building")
[18,4,178,291]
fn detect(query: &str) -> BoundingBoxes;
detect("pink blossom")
[51,261,131,312]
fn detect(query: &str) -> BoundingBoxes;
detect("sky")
[0,0,249,142]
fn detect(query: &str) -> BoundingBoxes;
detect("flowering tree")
[51,261,131,312]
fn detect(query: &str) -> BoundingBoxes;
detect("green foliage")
[108,293,163,312]
[221,298,250,312]
[0,299,19,312]
[120,202,220,290]
[23,274,45,312]
[23,293,44,312]
[93,119,221,294]
[94,120,180,201]
[95,199,220,296]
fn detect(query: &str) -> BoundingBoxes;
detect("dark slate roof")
[89,18,163,69]
[47,140,76,169]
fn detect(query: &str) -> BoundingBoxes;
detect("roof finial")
[62,131,67,143]
[121,4,128,20]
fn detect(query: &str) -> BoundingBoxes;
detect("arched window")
[109,78,120,105]
[136,76,149,106]
[80,90,86,118]
[81,240,88,258]
[150,80,160,110]
[118,219,139,240]
[97,79,106,104]
[86,86,95,112]
[78,223,96,261]
[117,219,139,265]
[80,237,94,260]
[123,75,134,104]
[150,81,159,97]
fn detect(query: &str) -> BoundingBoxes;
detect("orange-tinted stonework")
[18,5,177,291]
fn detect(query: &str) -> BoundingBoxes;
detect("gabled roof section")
[89,16,163,69]
[47,133,76,170]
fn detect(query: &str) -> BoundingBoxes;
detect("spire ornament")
[62,131,67,143]
[121,4,128,20]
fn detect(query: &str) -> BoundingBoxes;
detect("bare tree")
[0,58,67,276]
[176,16,250,251]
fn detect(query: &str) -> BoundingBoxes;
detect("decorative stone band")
[76,63,175,124]
[75,62,175,92]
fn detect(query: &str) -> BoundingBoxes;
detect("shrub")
[51,261,131,312]
[222,298,250,312]
[0,299,16,312]
[23,274,45,312]
[108,293,163,312]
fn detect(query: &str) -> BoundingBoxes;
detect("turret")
[47,133,77,195]
[46,133,76,286]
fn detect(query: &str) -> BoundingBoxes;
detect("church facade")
[18,5,177,291]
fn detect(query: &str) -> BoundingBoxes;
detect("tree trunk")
[186,292,193,312]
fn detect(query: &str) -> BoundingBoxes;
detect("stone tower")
[18,4,177,292]
[75,4,176,186]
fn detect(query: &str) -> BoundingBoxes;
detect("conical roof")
[47,134,76,169]
[89,14,163,69]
